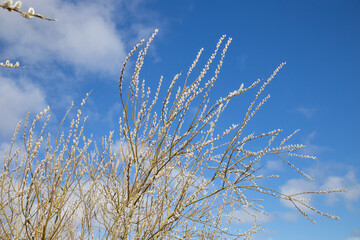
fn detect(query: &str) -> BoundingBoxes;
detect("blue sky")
[1,0,359,239]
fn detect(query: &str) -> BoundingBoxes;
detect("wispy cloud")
[279,211,299,222]
[300,131,332,155]
[294,107,316,119]
[265,159,284,171]
[233,208,274,225]
[0,76,48,140]
[236,54,247,72]
[352,228,360,237]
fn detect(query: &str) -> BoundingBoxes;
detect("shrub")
[0,29,343,239]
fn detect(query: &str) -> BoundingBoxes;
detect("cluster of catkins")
[0,0,35,19]
[0,60,22,68]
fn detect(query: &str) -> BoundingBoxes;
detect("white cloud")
[344,238,360,240]
[266,159,284,171]
[0,0,160,143]
[279,211,299,222]
[295,107,316,119]
[280,178,317,197]
[112,138,125,155]
[0,76,48,139]
[278,161,360,218]
[352,228,360,236]
[0,0,126,74]
[279,178,317,209]
[300,131,332,155]
[322,170,360,207]
[0,0,158,75]
[233,208,274,225]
